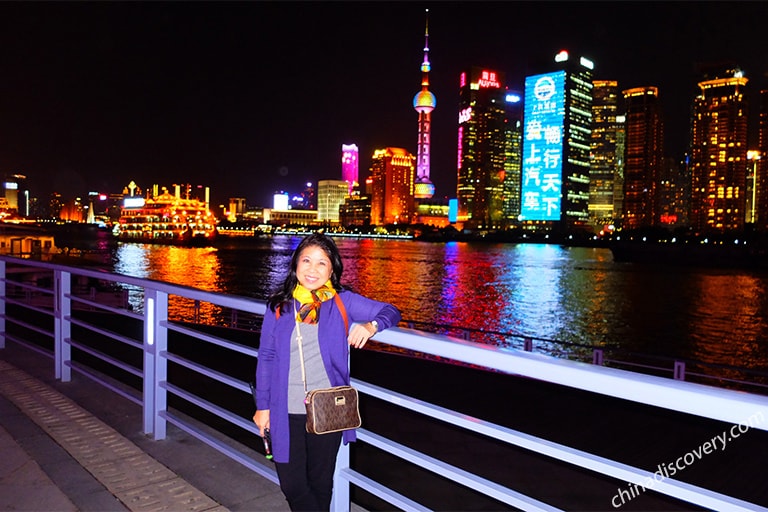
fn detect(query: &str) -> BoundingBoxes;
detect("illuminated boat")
[113,185,218,246]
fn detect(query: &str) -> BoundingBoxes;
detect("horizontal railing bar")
[66,361,143,407]
[0,278,54,295]
[66,338,143,378]
[373,329,768,432]
[163,321,259,358]
[338,469,431,512]
[161,409,278,484]
[67,317,143,350]
[65,294,142,320]
[162,381,257,436]
[162,351,251,393]
[353,379,762,511]
[1,314,54,339]
[2,333,54,359]
[1,296,55,316]
[357,429,563,512]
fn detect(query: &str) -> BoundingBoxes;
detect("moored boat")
[112,184,218,246]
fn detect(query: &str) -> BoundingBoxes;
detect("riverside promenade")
[0,342,290,512]
[3,336,768,511]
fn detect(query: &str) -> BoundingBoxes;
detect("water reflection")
[102,237,768,380]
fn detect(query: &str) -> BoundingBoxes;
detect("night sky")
[0,1,765,208]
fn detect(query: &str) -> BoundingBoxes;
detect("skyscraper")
[622,86,664,230]
[369,147,415,225]
[413,9,436,200]
[520,51,593,232]
[317,180,349,224]
[590,80,622,226]
[456,67,509,229]
[502,91,524,223]
[689,68,748,233]
[755,89,768,230]
[341,144,359,195]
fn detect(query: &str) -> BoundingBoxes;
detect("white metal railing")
[1,255,767,512]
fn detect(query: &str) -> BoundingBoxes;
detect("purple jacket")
[255,289,401,463]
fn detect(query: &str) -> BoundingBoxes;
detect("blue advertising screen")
[520,71,565,221]
[448,198,458,223]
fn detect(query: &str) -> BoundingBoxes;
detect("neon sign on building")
[476,70,500,89]
[520,71,565,221]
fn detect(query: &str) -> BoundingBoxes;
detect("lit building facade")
[520,51,593,232]
[755,89,768,230]
[457,67,510,229]
[341,144,359,194]
[4,173,27,216]
[590,80,622,226]
[317,180,350,224]
[659,156,690,228]
[228,197,246,222]
[502,91,524,223]
[369,147,415,225]
[413,10,436,200]
[690,70,749,233]
[622,86,664,229]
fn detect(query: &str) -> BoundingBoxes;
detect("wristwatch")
[370,320,379,333]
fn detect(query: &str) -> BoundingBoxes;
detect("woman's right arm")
[253,309,277,435]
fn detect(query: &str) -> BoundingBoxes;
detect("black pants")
[275,414,342,512]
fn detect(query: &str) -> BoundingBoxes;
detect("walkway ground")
[0,342,289,512]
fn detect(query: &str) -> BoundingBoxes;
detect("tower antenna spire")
[413,8,436,200]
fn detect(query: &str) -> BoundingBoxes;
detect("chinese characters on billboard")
[520,71,565,221]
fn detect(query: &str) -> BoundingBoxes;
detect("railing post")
[331,439,351,512]
[0,260,5,349]
[54,270,72,381]
[524,337,533,352]
[674,361,686,381]
[593,349,604,365]
[143,287,169,439]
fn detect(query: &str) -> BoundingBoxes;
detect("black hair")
[266,233,345,312]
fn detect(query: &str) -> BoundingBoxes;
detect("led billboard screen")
[520,71,565,221]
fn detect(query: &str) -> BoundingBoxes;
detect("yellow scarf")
[293,281,336,324]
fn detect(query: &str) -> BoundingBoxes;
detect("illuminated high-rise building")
[369,147,415,225]
[413,9,436,200]
[341,144,359,194]
[520,51,593,232]
[622,86,663,229]
[690,67,748,233]
[755,89,768,230]
[4,173,26,215]
[590,80,622,226]
[456,67,511,229]
[502,91,524,223]
[317,180,349,224]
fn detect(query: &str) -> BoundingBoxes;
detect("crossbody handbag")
[294,294,361,435]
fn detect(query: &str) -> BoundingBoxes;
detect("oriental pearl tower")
[413,9,436,199]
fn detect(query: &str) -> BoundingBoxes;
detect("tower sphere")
[413,90,436,113]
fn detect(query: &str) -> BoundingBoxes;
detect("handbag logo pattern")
[305,386,361,434]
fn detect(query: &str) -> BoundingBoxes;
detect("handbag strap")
[293,294,349,399]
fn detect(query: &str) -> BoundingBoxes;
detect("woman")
[253,233,401,511]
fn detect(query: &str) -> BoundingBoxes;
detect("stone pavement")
[0,343,289,512]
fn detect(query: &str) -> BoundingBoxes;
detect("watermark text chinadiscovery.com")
[611,411,765,508]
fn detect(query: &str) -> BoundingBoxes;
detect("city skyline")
[0,2,765,208]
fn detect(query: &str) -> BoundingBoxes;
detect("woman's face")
[295,245,333,291]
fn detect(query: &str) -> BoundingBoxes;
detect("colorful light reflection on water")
[108,237,768,380]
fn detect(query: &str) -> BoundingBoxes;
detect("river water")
[107,235,768,385]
